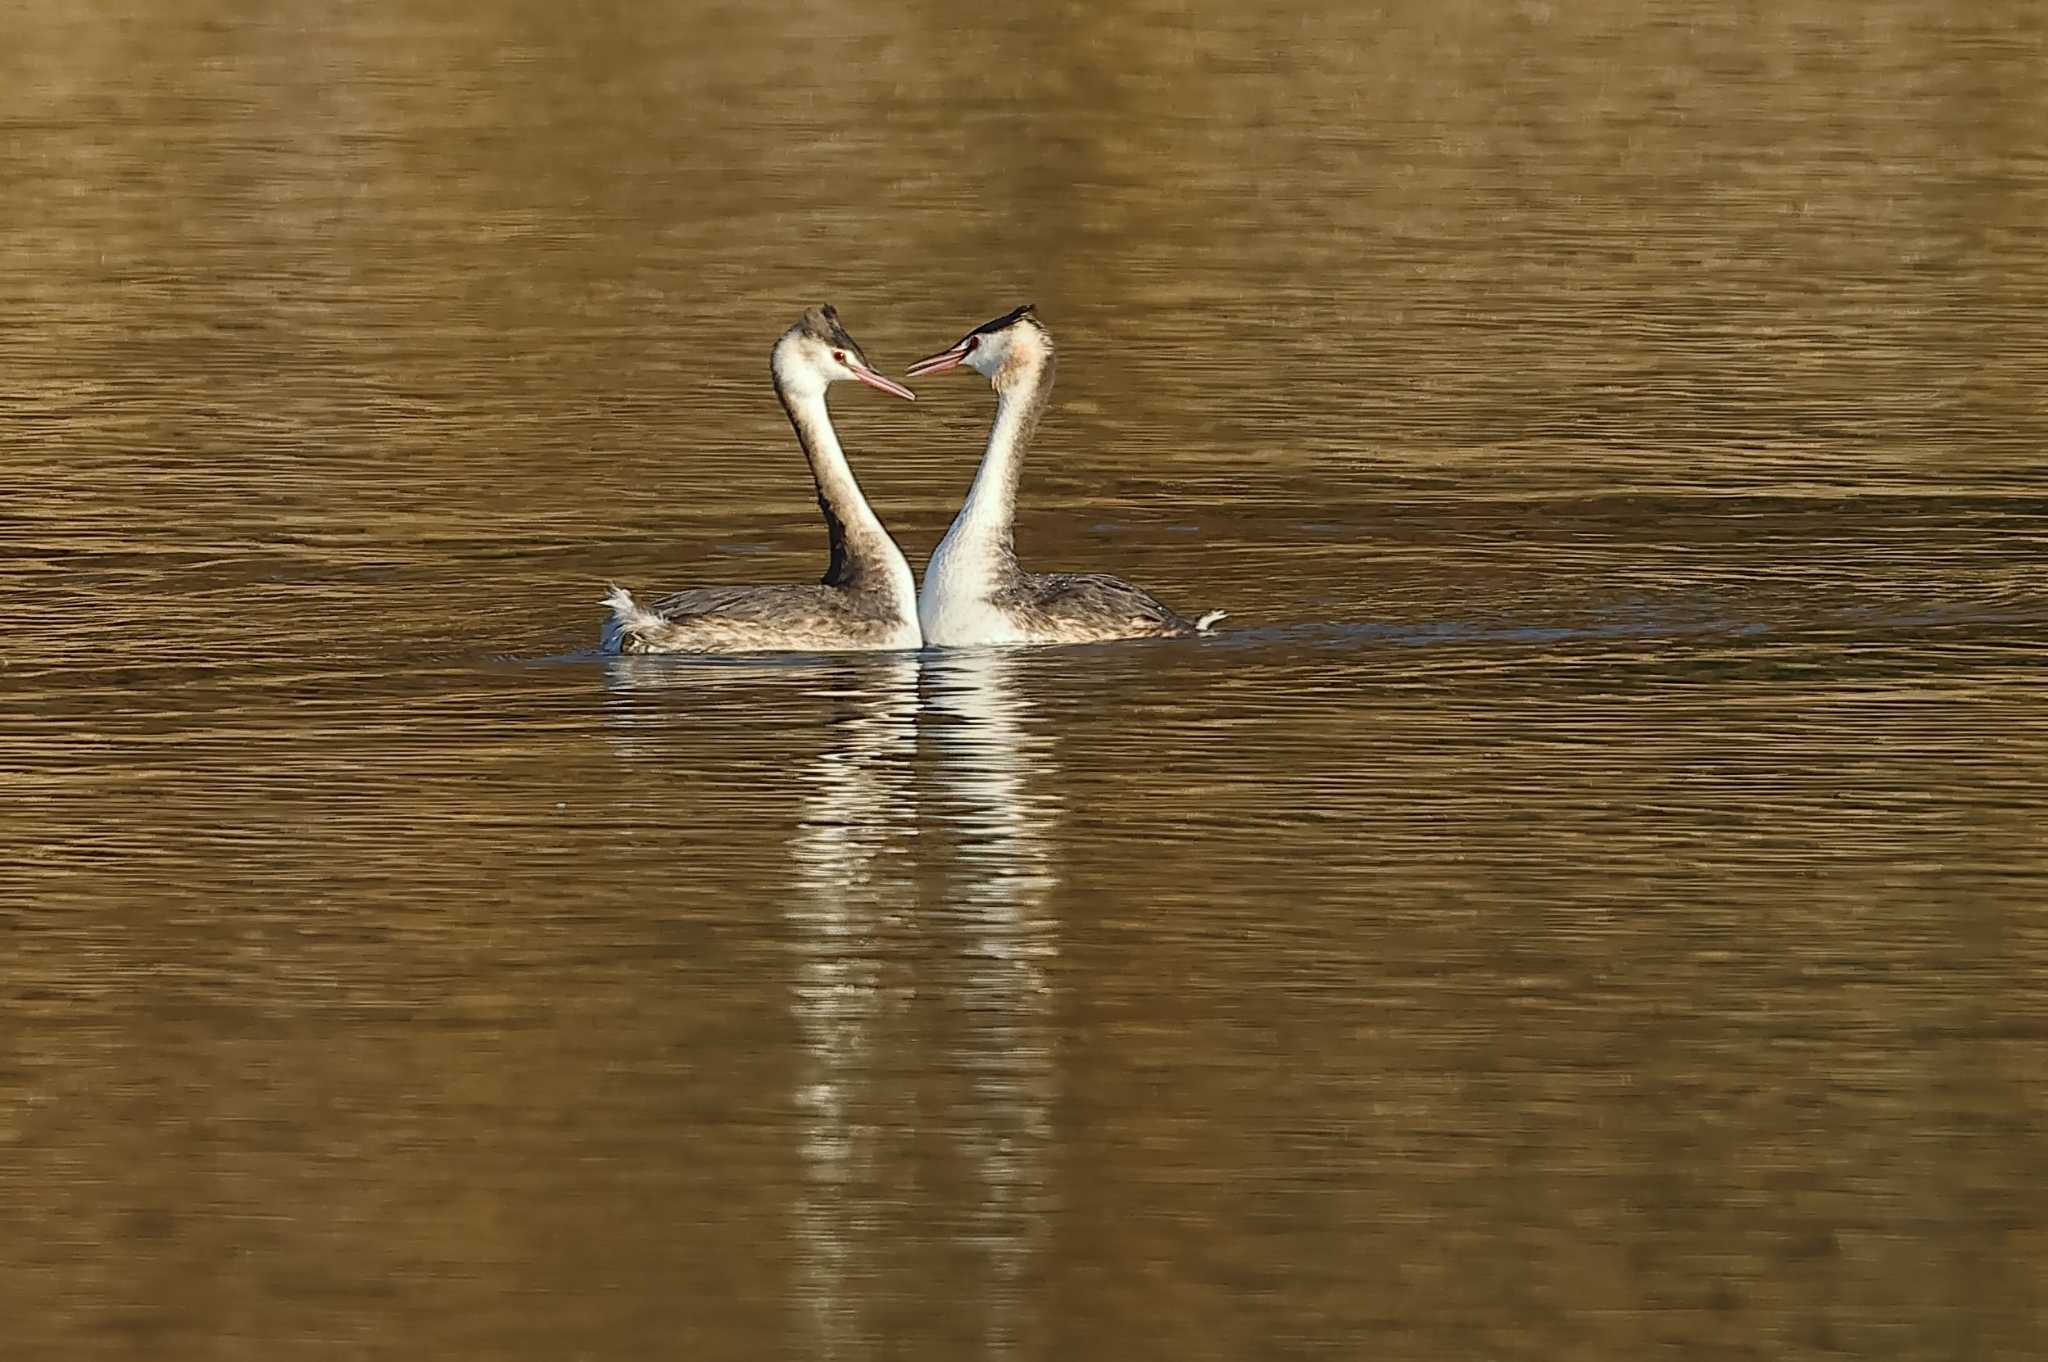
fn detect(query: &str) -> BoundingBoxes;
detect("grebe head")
[905,304,1052,391]
[773,305,916,402]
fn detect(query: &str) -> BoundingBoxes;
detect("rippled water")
[5,2,2047,1357]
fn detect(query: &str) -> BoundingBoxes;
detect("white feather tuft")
[1194,609,1228,633]
[602,584,669,647]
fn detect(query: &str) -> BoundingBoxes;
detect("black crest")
[970,303,1038,337]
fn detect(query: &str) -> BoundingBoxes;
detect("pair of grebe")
[602,305,1223,654]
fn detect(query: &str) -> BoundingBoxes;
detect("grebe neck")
[944,350,1055,565]
[774,372,913,603]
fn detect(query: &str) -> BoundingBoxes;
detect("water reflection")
[783,655,923,1361]
[752,650,1065,1360]
[920,651,1061,1361]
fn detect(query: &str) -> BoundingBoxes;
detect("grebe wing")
[604,581,868,653]
[644,583,830,621]
[1001,571,1195,631]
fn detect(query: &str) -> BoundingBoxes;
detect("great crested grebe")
[906,305,1224,648]
[602,305,923,655]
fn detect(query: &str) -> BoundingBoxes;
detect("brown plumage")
[602,306,922,655]
[908,306,1224,647]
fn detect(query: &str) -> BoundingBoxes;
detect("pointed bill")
[906,341,973,379]
[848,359,915,401]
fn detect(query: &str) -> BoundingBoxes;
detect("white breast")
[920,594,1031,647]
[918,533,1028,647]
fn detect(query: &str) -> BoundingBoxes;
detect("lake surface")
[5,2,2046,1357]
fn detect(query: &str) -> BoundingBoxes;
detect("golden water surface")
[4,2,2046,1357]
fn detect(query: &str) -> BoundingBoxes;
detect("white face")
[961,328,1008,378]
[774,326,916,402]
[804,334,866,384]
[960,323,1049,385]
[905,310,1050,390]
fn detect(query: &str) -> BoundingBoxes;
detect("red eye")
[965,337,979,352]
[832,350,846,363]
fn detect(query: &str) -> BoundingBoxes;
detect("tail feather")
[602,584,668,649]
[1193,609,1228,633]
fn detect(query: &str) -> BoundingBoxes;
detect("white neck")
[775,369,917,616]
[918,352,1054,644]
[951,390,1026,548]
[935,351,1053,565]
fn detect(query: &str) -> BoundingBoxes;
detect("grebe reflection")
[923,649,1062,1359]
[599,651,1059,1358]
[784,654,922,1358]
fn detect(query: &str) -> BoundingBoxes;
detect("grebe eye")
[965,336,979,352]
[832,350,846,363]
